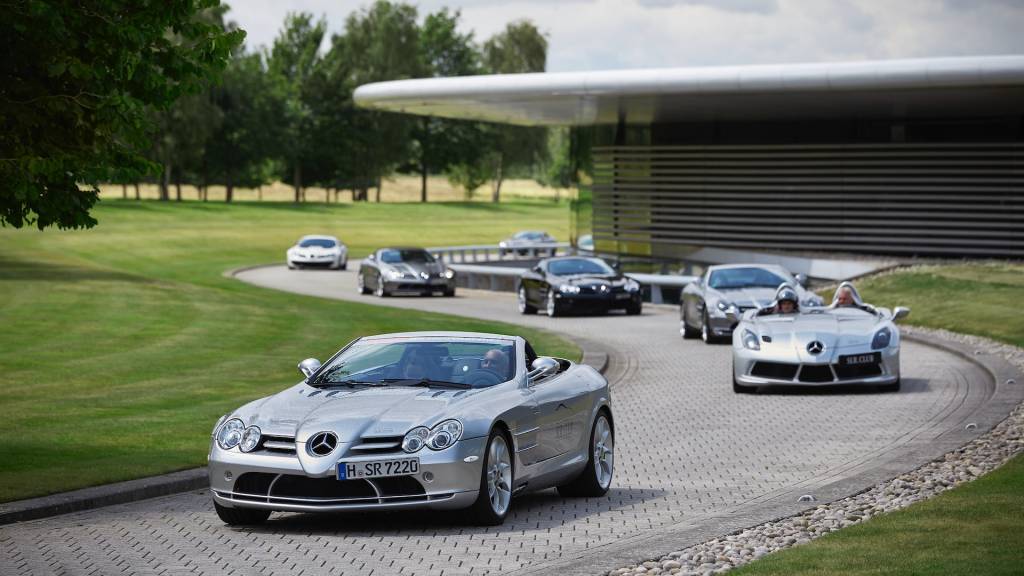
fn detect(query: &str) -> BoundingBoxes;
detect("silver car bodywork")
[731,284,907,392]
[680,264,823,342]
[287,235,348,270]
[209,332,613,522]
[357,247,456,297]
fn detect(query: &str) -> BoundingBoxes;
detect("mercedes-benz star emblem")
[307,432,338,457]
[807,341,825,355]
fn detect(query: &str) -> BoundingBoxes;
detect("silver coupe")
[730,283,909,394]
[357,247,456,297]
[209,332,614,526]
[680,264,824,343]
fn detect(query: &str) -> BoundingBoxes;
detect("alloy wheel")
[593,415,614,490]
[487,435,512,516]
[546,290,556,317]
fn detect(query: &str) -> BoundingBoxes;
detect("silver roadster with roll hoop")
[209,332,614,526]
[730,282,910,394]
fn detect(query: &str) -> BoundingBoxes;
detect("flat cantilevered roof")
[353,54,1024,126]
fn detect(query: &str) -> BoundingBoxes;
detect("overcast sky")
[228,0,1024,72]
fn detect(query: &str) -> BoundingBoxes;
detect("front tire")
[701,312,718,344]
[357,273,371,294]
[375,279,389,298]
[443,287,456,297]
[681,306,700,339]
[545,289,560,317]
[469,429,514,526]
[558,411,614,497]
[518,286,537,314]
[214,502,270,526]
[626,301,642,315]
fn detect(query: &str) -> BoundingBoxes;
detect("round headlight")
[872,327,892,350]
[625,279,640,292]
[240,426,261,453]
[402,427,429,453]
[427,420,463,451]
[444,268,455,279]
[559,284,580,294]
[216,418,245,450]
[717,300,732,312]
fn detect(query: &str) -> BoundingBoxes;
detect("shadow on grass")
[244,486,667,535]
[0,257,152,284]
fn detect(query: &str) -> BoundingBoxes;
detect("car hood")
[553,273,627,287]
[750,310,885,361]
[239,383,481,443]
[382,261,444,276]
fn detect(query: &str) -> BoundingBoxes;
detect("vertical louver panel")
[592,143,1024,258]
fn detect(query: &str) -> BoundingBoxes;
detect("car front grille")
[345,435,404,457]
[750,361,883,384]
[798,365,835,383]
[751,361,799,380]
[221,472,446,507]
[834,362,883,379]
[256,435,297,455]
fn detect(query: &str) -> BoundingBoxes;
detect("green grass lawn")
[737,262,1024,575]
[0,199,576,502]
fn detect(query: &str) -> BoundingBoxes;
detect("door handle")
[556,402,569,411]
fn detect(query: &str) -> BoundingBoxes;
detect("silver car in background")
[287,235,348,270]
[209,332,614,526]
[730,283,909,394]
[499,230,558,257]
[680,264,823,343]
[357,247,456,297]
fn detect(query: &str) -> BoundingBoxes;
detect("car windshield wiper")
[380,378,472,389]
[314,380,390,388]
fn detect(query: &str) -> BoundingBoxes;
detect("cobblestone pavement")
[0,266,992,576]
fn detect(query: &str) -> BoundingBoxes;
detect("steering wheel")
[464,369,502,388]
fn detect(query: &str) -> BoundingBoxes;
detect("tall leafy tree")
[1,0,243,228]
[410,8,482,202]
[480,20,549,202]
[267,12,325,203]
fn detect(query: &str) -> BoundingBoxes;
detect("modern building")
[355,55,1024,263]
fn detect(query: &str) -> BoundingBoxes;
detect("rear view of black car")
[517,257,642,317]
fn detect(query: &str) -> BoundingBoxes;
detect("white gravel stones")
[608,327,1024,576]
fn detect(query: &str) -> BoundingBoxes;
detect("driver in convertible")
[831,282,876,313]
[481,349,509,376]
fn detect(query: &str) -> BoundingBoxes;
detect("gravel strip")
[607,326,1024,576]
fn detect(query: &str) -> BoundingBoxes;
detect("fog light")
[224,471,233,481]
[422,471,434,483]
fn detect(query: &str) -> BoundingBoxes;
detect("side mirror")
[532,266,543,274]
[527,357,560,383]
[366,254,375,261]
[298,358,322,379]
[893,306,910,321]
[611,260,622,272]
[794,273,808,287]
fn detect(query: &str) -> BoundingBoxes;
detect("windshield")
[513,231,546,241]
[548,258,614,276]
[709,267,790,289]
[313,338,516,388]
[299,238,336,248]
[380,249,435,264]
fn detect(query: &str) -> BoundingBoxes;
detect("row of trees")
[143,1,562,205]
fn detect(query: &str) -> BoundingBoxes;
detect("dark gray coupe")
[358,247,456,297]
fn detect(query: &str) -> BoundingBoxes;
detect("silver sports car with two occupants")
[730,283,909,393]
[209,332,614,526]
[681,264,823,343]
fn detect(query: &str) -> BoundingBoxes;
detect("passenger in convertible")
[830,281,876,313]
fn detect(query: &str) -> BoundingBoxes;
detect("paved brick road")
[0,266,991,576]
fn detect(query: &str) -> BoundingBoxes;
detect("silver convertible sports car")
[209,332,614,526]
[730,283,909,394]
[681,264,823,343]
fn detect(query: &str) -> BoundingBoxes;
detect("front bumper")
[554,291,641,311]
[705,314,738,337]
[289,255,342,267]
[382,278,455,294]
[209,436,486,513]
[733,346,900,387]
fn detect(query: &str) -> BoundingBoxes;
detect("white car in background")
[287,235,348,270]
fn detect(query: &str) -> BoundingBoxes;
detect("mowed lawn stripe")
[0,200,577,502]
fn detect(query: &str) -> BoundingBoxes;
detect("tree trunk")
[293,164,302,203]
[491,155,503,203]
[160,163,171,201]
[257,186,262,202]
[174,170,181,202]
[225,170,234,203]
[121,183,127,199]
[420,159,428,203]
[375,178,381,203]
[134,183,140,200]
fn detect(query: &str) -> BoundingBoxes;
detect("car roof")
[378,246,428,251]
[541,255,603,263]
[707,263,790,274]
[299,235,339,241]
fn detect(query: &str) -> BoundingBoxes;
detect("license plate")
[840,352,880,366]
[615,293,630,300]
[338,458,419,480]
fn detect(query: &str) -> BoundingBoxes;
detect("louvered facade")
[591,141,1024,259]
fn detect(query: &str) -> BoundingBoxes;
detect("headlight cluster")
[717,300,734,313]
[387,269,405,280]
[742,329,761,351]
[444,268,455,279]
[216,418,261,452]
[624,279,640,292]
[559,284,581,294]
[402,419,463,453]
[872,327,892,350]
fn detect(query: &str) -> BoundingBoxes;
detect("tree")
[481,21,549,202]
[266,12,326,203]
[1,0,243,229]
[411,8,482,202]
